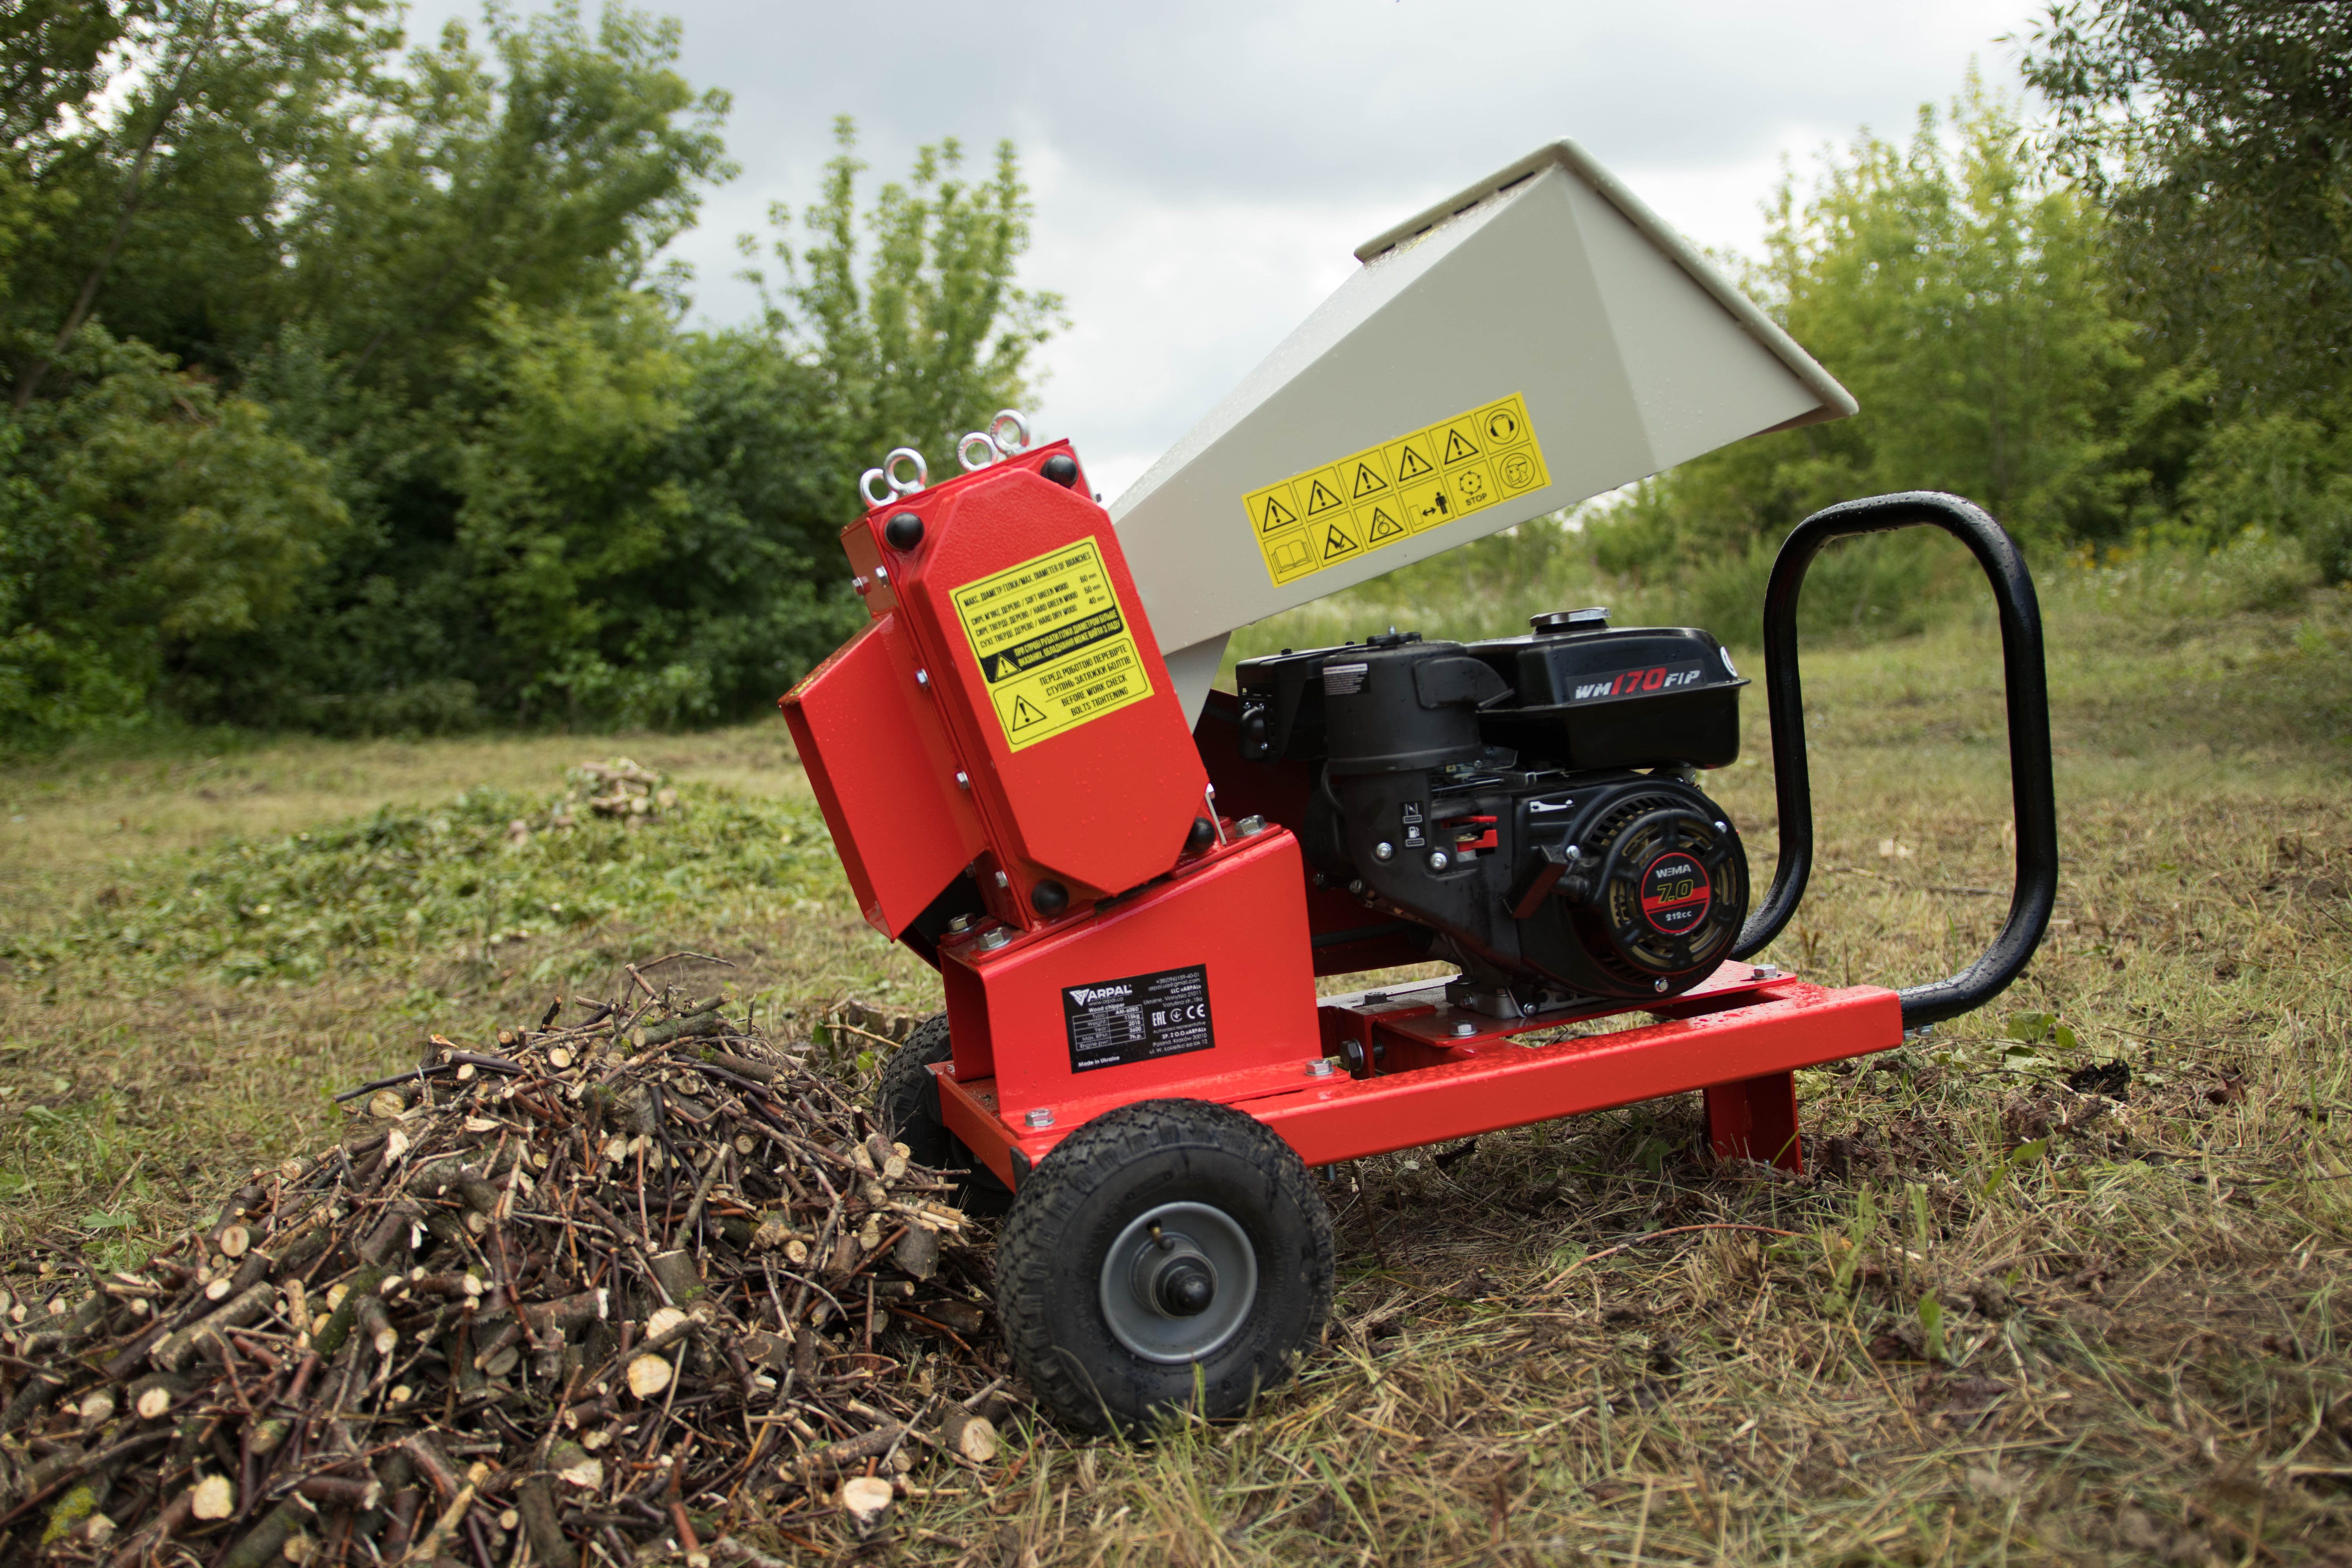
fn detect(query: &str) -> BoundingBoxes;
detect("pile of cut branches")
[0,987,1009,1564]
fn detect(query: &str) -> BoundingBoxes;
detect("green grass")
[2,552,2350,1562]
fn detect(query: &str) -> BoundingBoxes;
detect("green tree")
[4,0,401,406]
[2023,0,2352,417]
[750,118,1065,482]
[1586,80,2175,635]
[0,330,344,740]
[0,5,1065,742]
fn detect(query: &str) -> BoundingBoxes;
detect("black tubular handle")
[1730,491,2058,1031]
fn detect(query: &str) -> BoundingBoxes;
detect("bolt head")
[955,771,970,789]
[1024,1107,1053,1129]
[1307,1058,1336,1078]
[1451,1020,1476,1038]
[915,668,929,687]
[1236,814,1269,837]
[1653,978,1670,993]
[947,915,971,934]
[1427,849,1450,872]
[1156,1259,1215,1316]
[976,928,1010,952]
[1373,841,1394,862]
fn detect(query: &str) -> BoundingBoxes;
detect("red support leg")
[1706,1071,1803,1173]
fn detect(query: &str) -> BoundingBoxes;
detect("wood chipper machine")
[781,141,2058,1432]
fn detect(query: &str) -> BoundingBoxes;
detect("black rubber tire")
[994,1099,1334,1434]
[874,1013,1010,1215]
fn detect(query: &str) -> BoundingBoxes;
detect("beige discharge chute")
[1107,139,1859,722]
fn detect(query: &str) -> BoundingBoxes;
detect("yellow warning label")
[1240,392,1549,587]
[951,539,1154,752]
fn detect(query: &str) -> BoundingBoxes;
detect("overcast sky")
[408,0,2047,501]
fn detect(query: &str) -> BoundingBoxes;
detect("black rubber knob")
[1031,879,1069,916]
[1157,1259,1214,1316]
[1040,454,1079,488]
[1186,817,1215,853]
[884,510,924,550]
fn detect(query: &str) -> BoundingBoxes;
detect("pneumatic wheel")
[993,1099,1334,1434]
[874,1013,1011,1215]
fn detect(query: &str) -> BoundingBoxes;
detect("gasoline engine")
[1236,610,1749,1012]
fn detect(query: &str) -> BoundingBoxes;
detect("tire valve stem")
[1148,1221,1175,1252]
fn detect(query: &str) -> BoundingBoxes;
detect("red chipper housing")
[782,144,2057,1432]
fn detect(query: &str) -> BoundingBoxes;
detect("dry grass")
[2,571,2349,1564]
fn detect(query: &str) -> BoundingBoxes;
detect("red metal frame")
[784,439,1906,1195]
[937,928,1896,1185]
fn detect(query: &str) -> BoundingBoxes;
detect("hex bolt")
[1752,964,1783,980]
[873,564,889,582]
[1236,814,1269,837]
[1373,841,1394,862]
[955,771,970,789]
[1653,978,1670,993]
[947,915,972,934]
[1451,1020,1476,1038]
[1306,1059,1336,1078]
[976,928,1011,952]
[1427,849,1451,872]
[1024,1107,1054,1129]
[915,669,929,687]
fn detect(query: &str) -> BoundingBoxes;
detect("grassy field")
[3,555,2349,1564]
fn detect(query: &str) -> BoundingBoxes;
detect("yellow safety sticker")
[951,538,1156,752]
[1241,393,1550,586]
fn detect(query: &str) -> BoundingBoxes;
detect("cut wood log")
[837,1475,894,1537]
[940,1408,1000,1464]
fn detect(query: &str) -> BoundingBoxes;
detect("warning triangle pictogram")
[1441,426,1481,464]
[1393,445,1434,481]
[992,652,1020,678]
[1259,494,1298,534]
[1011,695,1049,730]
[1350,462,1388,499]
[1367,506,1405,542]
[1320,523,1362,562]
[1304,479,1345,516]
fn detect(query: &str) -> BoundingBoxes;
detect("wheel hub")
[1099,1201,1256,1364]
